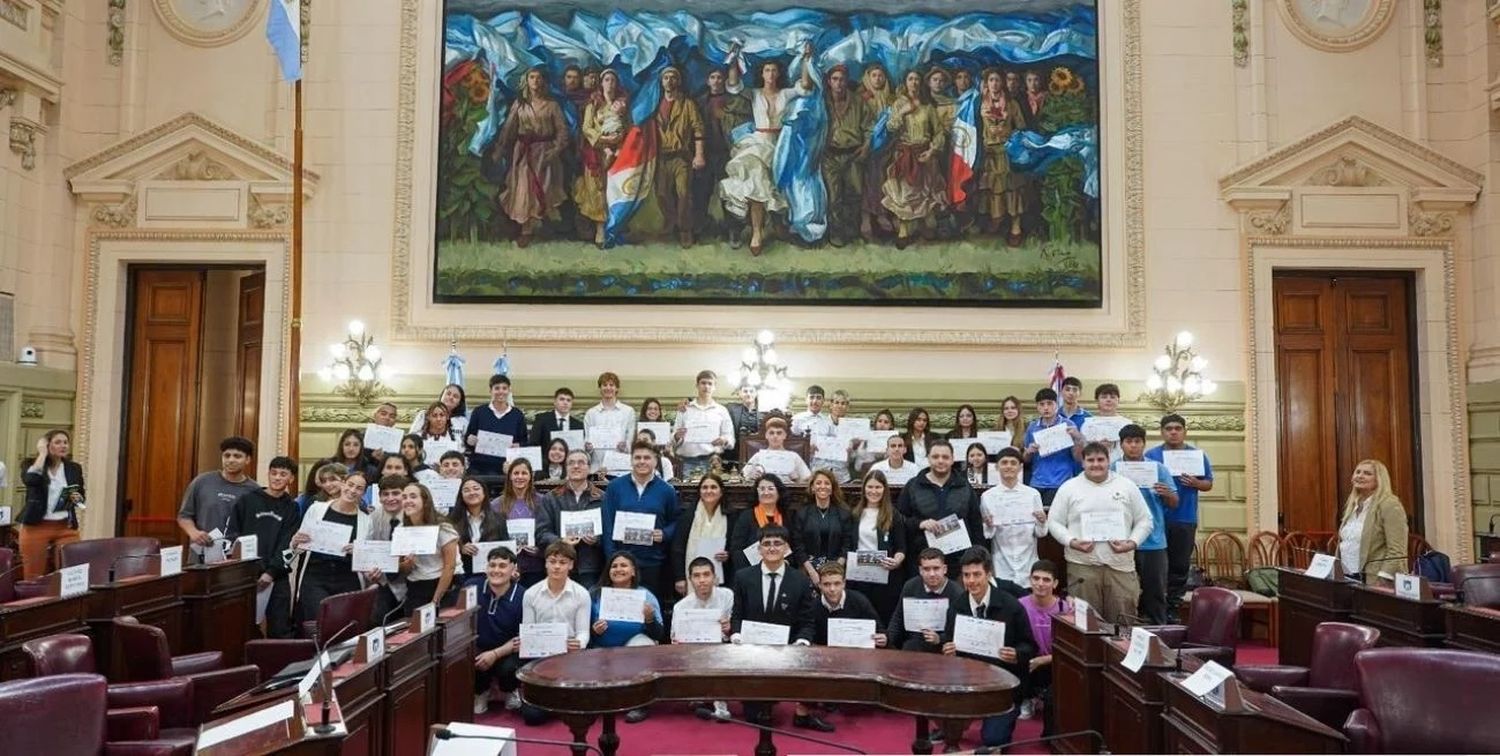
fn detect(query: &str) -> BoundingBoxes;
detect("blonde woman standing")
[1338,460,1409,584]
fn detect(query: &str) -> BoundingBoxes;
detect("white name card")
[360,628,386,663]
[60,563,90,597]
[159,546,183,577]
[0,506,11,526]
[1181,660,1235,699]
[1394,572,1424,600]
[1305,553,1337,580]
[236,535,259,561]
[1121,627,1155,672]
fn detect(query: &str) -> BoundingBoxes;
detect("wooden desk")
[435,606,478,726]
[1050,614,1111,754]
[1349,584,1446,648]
[1443,603,1500,653]
[86,573,184,678]
[214,649,387,756]
[0,594,89,680]
[1101,637,1176,755]
[1477,533,1500,562]
[519,645,1017,756]
[1276,569,1354,666]
[182,559,260,667]
[196,695,346,756]
[381,624,439,756]
[1160,672,1345,753]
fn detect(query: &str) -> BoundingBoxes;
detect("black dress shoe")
[752,710,773,726]
[793,714,835,733]
[693,704,714,720]
[928,727,945,741]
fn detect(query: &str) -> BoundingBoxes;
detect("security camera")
[18,346,37,366]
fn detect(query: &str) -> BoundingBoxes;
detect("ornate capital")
[9,119,38,170]
[1247,202,1291,235]
[20,399,44,418]
[1408,197,1455,237]
[92,195,138,228]
[248,196,289,228]
[0,88,15,110]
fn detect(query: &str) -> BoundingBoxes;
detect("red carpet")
[477,642,1278,755]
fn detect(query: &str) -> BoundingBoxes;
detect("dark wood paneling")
[236,272,265,451]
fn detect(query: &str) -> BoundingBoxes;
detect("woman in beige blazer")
[1338,459,1409,584]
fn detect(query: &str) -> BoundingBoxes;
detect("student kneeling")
[472,546,524,715]
[590,552,667,723]
[941,547,1036,754]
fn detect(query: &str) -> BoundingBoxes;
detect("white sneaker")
[1019,700,1034,720]
[712,701,731,720]
[474,693,490,715]
[505,690,523,711]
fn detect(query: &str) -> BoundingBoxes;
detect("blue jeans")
[981,706,1021,747]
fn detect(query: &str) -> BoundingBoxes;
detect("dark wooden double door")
[1273,272,1420,534]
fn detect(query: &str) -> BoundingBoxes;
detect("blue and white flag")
[266,0,302,82]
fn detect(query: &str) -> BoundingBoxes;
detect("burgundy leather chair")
[1234,622,1379,729]
[61,537,163,584]
[1453,562,1500,608]
[112,618,260,725]
[244,585,379,680]
[1143,585,1242,668]
[0,673,190,755]
[1346,648,1500,753]
[0,546,16,603]
[22,634,198,750]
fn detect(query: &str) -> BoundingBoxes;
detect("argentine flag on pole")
[266,0,302,82]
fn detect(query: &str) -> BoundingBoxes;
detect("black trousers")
[406,578,457,609]
[1165,522,1198,609]
[264,576,296,639]
[1135,548,1169,624]
[296,560,363,635]
[475,652,524,694]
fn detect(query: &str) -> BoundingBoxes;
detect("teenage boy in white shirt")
[672,556,735,721]
[673,370,734,477]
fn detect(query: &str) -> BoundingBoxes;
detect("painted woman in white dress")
[718,41,816,256]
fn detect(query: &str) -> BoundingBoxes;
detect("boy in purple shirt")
[1018,559,1071,729]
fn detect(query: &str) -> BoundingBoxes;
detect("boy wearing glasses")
[730,526,815,727]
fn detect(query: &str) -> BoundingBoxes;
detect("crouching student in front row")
[672,556,735,722]
[472,546,523,716]
[803,561,888,732]
[940,547,1036,754]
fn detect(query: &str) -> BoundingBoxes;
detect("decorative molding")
[159,150,235,181]
[108,0,126,66]
[248,196,289,228]
[1231,0,1249,67]
[1423,0,1442,67]
[386,0,1148,348]
[1276,0,1396,53]
[8,119,37,170]
[20,399,44,418]
[0,0,28,30]
[91,195,138,228]
[1247,202,1291,235]
[1307,155,1387,186]
[1408,197,1455,237]
[1219,115,1484,193]
[0,88,15,111]
[301,405,392,424]
[63,111,320,184]
[150,0,263,48]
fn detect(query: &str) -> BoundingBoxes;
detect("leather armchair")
[245,585,378,678]
[111,619,261,725]
[1453,562,1500,608]
[1143,585,1242,668]
[1346,648,1500,753]
[1234,622,1379,729]
[23,633,198,749]
[0,673,190,756]
[61,537,163,584]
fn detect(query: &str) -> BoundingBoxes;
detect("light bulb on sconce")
[738,330,790,411]
[322,319,394,407]
[1141,330,1215,413]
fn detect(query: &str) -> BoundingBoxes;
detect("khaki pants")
[19,520,81,579]
[1068,562,1141,626]
[822,150,864,229]
[655,154,693,233]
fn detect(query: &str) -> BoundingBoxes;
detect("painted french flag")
[603,124,656,248]
[265,0,302,82]
[947,88,980,205]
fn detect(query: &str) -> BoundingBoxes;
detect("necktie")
[974,603,986,617]
[767,572,779,610]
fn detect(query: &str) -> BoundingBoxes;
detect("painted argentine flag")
[266,0,302,82]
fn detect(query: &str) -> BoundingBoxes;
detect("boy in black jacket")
[941,546,1036,753]
[226,455,302,638]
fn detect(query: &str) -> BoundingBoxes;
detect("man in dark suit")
[529,387,585,447]
[730,525,815,727]
[726,384,760,451]
[886,547,964,652]
[941,547,1036,753]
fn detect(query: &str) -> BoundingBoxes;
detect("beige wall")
[0,0,1492,553]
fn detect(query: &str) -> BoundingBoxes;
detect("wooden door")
[122,270,205,544]
[235,271,264,450]
[1273,273,1418,534]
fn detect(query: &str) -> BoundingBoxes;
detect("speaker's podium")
[1161,671,1346,753]
[196,690,347,755]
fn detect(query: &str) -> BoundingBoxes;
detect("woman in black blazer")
[846,469,908,621]
[670,474,733,594]
[18,430,86,579]
[901,407,941,463]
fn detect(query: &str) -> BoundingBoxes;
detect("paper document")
[601,451,633,475]
[611,511,656,546]
[836,418,871,443]
[691,538,726,583]
[755,450,800,477]
[1033,423,1075,457]
[673,608,724,644]
[519,622,568,658]
[551,429,585,451]
[637,422,671,445]
[1082,416,1129,444]
[464,541,511,573]
[984,492,1036,527]
[740,620,791,645]
[351,541,400,573]
[588,427,624,451]
[363,423,404,454]
[1181,660,1234,698]
[475,431,513,457]
[880,464,917,485]
[902,598,949,632]
[867,430,898,452]
[507,518,536,549]
[976,431,1013,455]
[598,587,647,623]
[306,520,353,557]
[1115,461,1159,489]
[511,446,543,474]
[426,478,461,513]
[1162,449,1206,477]
[560,509,602,540]
[827,618,877,649]
[60,564,89,597]
[255,584,272,625]
[1121,627,1155,672]
[1080,511,1127,542]
[390,525,439,556]
[683,423,719,445]
[846,550,888,584]
[423,438,460,462]
[925,514,972,554]
[954,615,1005,659]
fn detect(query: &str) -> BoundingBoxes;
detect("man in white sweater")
[1046,442,1155,625]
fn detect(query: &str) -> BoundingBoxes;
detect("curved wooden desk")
[519,645,1018,756]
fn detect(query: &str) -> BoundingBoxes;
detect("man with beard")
[653,66,707,248]
[927,66,958,240]
[561,64,591,240]
[821,65,872,247]
[695,68,751,247]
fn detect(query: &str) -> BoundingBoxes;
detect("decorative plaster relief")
[1277,0,1395,53]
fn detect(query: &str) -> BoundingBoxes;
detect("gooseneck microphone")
[310,620,358,735]
[433,727,604,755]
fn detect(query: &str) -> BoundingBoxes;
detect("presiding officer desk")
[518,644,1018,756]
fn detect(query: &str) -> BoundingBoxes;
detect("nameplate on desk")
[1304,553,1341,580]
[57,564,89,598]
[456,584,479,611]
[1072,598,1098,631]
[0,506,11,526]
[233,535,258,561]
[298,652,332,699]
[159,546,183,576]
[1181,660,1244,711]
[1120,627,1163,672]
[433,722,520,756]
[197,698,299,750]
[1394,572,1432,601]
[355,628,385,664]
[411,603,437,634]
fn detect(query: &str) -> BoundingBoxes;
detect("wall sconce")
[317,320,395,407]
[1142,330,1216,413]
[733,329,792,412]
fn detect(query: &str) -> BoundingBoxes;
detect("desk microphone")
[1488,513,1498,534]
[1352,555,1413,582]
[974,728,1109,755]
[107,553,160,583]
[1061,576,1085,599]
[311,620,358,735]
[379,599,409,632]
[433,727,603,755]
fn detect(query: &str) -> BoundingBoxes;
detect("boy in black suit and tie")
[940,546,1036,753]
[730,525,815,727]
[529,387,585,447]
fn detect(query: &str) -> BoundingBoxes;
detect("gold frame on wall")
[387,0,1146,347]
